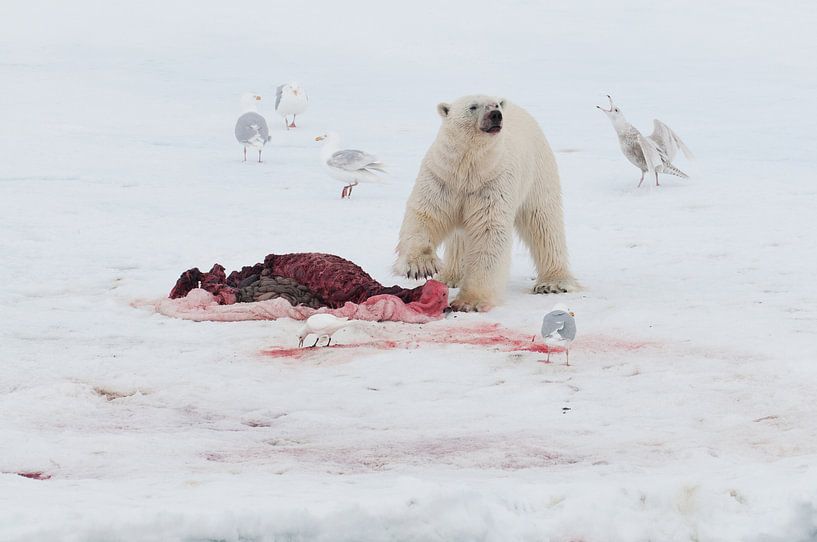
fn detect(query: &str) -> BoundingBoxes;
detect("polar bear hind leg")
[515,201,579,294]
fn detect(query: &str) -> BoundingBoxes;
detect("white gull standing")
[540,303,577,365]
[597,95,693,187]
[234,93,271,163]
[275,82,308,129]
[297,314,351,347]
[314,132,387,199]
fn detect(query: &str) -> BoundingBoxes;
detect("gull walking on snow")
[275,82,308,129]
[315,132,387,198]
[541,303,576,365]
[235,93,271,163]
[298,314,351,347]
[597,95,693,187]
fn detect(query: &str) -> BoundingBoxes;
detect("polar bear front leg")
[438,230,466,287]
[450,208,514,312]
[394,207,451,280]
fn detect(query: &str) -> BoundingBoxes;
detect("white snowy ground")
[2,1,817,540]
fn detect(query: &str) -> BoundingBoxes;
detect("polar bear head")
[437,95,507,136]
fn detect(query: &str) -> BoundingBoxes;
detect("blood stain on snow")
[427,323,553,354]
[262,340,407,359]
[261,322,652,359]
[16,471,51,480]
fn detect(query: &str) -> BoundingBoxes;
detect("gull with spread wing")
[597,95,693,187]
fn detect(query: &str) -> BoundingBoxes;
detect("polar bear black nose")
[489,110,502,122]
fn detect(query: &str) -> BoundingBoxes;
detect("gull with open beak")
[540,303,577,365]
[597,95,693,187]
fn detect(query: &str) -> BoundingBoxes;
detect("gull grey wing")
[327,149,382,172]
[235,112,270,143]
[560,316,577,341]
[542,311,567,338]
[542,310,576,340]
[651,119,694,161]
[275,84,285,110]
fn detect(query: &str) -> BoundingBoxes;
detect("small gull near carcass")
[298,313,351,347]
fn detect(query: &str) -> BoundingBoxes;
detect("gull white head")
[240,92,263,112]
[596,95,628,130]
[551,303,575,317]
[297,324,310,348]
[285,82,304,97]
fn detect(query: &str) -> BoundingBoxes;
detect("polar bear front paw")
[450,297,492,313]
[397,249,441,280]
[532,278,579,294]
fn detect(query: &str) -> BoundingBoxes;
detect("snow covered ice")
[2,1,817,540]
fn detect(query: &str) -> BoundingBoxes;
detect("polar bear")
[394,95,577,312]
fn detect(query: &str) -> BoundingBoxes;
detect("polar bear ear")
[498,98,507,108]
[437,102,451,118]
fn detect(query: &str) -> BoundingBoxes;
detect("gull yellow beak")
[314,135,323,141]
[255,95,262,100]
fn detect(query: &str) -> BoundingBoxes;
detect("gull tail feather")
[662,163,688,179]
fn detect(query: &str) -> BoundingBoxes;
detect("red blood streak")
[261,323,566,358]
[261,322,651,359]
[16,471,51,480]
[430,323,555,353]
[262,340,404,359]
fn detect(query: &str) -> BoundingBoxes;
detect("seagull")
[298,314,351,347]
[235,93,271,163]
[314,132,387,198]
[275,82,308,129]
[597,95,693,187]
[540,303,576,365]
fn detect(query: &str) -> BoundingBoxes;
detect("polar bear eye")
[469,104,477,112]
